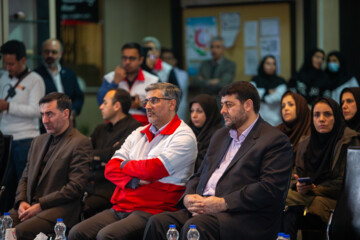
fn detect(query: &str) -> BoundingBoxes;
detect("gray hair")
[210,36,224,45]
[142,36,161,50]
[145,82,181,112]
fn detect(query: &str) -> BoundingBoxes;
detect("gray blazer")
[15,127,92,227]
[183,117,293,240]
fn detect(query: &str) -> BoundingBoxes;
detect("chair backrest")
[0,135,13,187]
[328,146,360,239]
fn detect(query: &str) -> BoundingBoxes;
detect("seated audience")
[0,40,45,212]
[277,91,311,157]
[141,46,157,76]
[288,48,329,104]
[142,36,172,83]
[97,42,159,125]
[283,97,360,240]
[84,89,142,218]
[325,51,359,103]
[194,36,236,95]
[251,55,287,126]
[340,87,360,132]
[143,81,293,240]
[8,93,92,240]
[69,83,197,240]
[161,48,188,119]
[35,38,84,117]
[189,94,222,171]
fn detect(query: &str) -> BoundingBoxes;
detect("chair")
[328,146,360,239]
[0,135,13,214]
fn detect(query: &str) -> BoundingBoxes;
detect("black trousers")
[143,209,220,240]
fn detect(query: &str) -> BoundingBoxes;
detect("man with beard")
[35,38,84,117]
[97,42,159,125]
[143,81,293,240]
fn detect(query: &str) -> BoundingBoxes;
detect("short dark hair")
[0,40,26,60]
[39,92,72,118]
[121,42,141,56]
[219,81,260,113]
[111,88,131,114]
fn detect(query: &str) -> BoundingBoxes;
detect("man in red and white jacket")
[69,83,197,240]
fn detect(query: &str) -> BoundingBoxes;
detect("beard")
[44,57,60,69]
[223,107,248,130]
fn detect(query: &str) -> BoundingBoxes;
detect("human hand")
[0,99,9,111]
[208,78,220,86]
[114,66,126,84]
[18,201,31,216]
[19,203,42,222]
[202,196,227,214]
[184,194,205,215]
[139,180,152,186]
[295,175,316,194]
[130,94,141,109]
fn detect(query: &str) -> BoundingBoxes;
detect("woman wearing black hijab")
[283,97,360,240]
[340,87,360,132]
[189,94,222,171]
[326,51,359,103]
[251,55,287,126]
[288,48,329,104]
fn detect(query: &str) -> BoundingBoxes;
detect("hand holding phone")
[297,177,312,185]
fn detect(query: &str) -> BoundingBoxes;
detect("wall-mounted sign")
[60,0,99,23]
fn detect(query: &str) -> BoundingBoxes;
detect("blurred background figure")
[251,55,287,126]
[340,87,360,132]
[142,36,172,83]
[194,36,236,96]
[288,48,329,104]
[161,48,188,120]
[325,51,359,102]
[277,91,311,158]
[141,46,157,76]
[188,94,222,171]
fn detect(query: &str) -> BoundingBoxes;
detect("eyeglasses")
[43,49,59,55]
[142,97,173,107]
[121,56,139,62]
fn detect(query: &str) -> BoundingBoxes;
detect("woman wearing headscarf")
[277,91,311,157]
[326,51,359,103]
[251,55,287,126]
[189,94,222,171]
[283,97,360,240]
[288,48,329,104]
[340,87,360,132]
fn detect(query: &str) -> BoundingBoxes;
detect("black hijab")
[251,55,286,93]
[297,48,328,88]
[304,97,346,184]
[325,51,355,90]
[189,94,222,171]
[340,87,360,132]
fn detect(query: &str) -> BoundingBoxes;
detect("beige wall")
[317,0,339,53]
[103,0,172,73]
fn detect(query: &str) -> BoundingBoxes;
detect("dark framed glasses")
[142,97,173,107]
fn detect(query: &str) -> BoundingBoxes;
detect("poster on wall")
[220,12,241,48]
[185,16,218,76]
[260,18,281,74]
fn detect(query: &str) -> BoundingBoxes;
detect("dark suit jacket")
[35,65,84,115]
[195,57,236,94]
[183,117,293,240]
[14,127,92,227]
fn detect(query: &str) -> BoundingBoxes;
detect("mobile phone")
[297,177,312,185]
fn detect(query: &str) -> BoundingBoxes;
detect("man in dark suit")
[194,36,236,95]
[9,92,92,240]
[35,39,84,116]
[143,81,293,240]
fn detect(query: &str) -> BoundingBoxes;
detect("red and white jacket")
[105,115,197,214]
